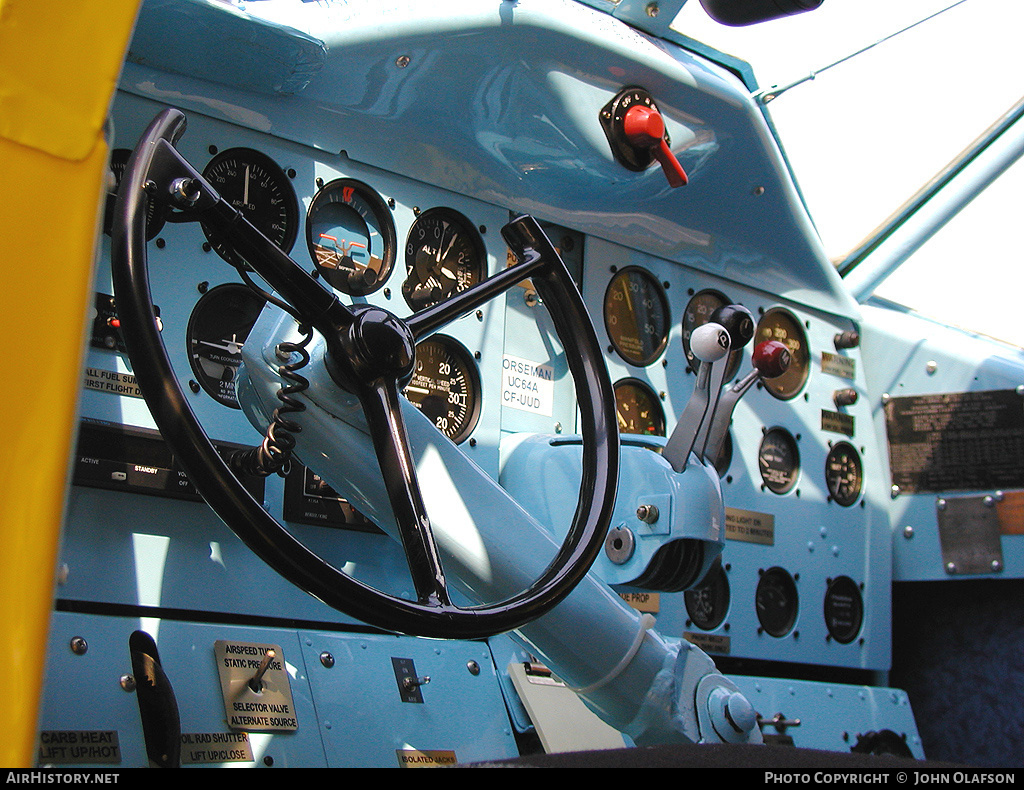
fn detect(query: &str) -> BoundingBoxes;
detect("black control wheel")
[110,108,618,639]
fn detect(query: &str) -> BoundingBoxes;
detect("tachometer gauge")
[614,378,665,437]
[200,148,299,268]
[186,283,266,409]
[758,427,800,494]
[681,289,741,380]
[403,335,481,444]
[403,208,485,310]
[755,307,810,400]
[756,566,799,638]
[306,178,396,296]
[825,441,863,507]
[603,266,669,366]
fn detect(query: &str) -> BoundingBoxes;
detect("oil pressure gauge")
[403,335,481,444]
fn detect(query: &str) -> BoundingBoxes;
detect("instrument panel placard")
[885,389,1024,493]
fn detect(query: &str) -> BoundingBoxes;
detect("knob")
[689,322,731,364]
[622,105,688,187]
[833,388,858,407]
[752,340,791,379]
[834,330,860,350]
[710,304,755,351]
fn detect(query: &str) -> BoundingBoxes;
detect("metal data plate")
[936,495,1005,575]
[215,640,298,732]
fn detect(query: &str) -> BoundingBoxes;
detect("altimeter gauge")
[403,208,486,310]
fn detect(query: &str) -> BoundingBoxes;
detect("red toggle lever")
[752,340,791,380]
[622,105,688,188]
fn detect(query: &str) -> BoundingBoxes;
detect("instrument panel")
[79,91,887,685]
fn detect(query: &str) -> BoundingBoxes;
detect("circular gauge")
[758,427,800,494]
[603,267,670,366]
[755,307,810,400]
[825,442,864,506]
[200,148,299,268]
[403,335,481,444]
[614,378,665,437]
[756,566,799,638]
[685,558,730,631]
[681,289,742,380]
[186,283,266,408]
[403,208,486,310]
[306,178,396,296]
[824,575,864,644]
[104,148,166,239]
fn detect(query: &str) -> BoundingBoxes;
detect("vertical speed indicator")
[403,335,481,444]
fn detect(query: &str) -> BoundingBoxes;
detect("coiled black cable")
[227,323,313,478]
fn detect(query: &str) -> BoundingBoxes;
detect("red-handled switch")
[622,105,688,187]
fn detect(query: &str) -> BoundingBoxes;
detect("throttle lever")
[662,322,731,473]
[701,340,791,466]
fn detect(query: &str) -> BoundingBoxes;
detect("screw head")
[70,637,88,655]
[320,652,335,668]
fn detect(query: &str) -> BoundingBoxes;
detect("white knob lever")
[662,323,730,473]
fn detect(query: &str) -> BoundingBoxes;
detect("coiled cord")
[228,323,313,478]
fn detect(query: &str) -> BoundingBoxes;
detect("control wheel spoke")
[359,378,452,608]
[406,248,547,341]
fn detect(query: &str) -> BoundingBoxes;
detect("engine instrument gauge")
[825,441,863,507]
[306,178,396,296]
[614,378,665,437]
[403,208,485,311]
[186,283,266,409]
[758,427,800,494]
[684,558,729,631]
[824,575,864,644]
[681,289,741,380]
[403,335,481,444]
[200,148,299,268]
[603,266,669,367]
[755,307,810,399]
[756,566,799,637]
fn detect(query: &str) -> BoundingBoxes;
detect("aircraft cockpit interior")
[5,0,1024,770]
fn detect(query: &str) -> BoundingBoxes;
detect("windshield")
[672,0,1024,346]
